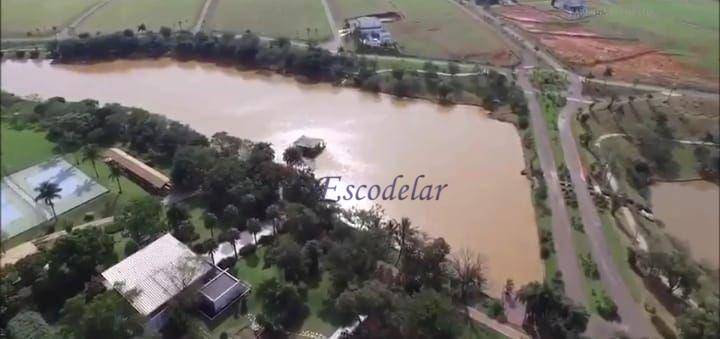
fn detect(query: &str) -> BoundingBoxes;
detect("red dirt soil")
[494,5,719,91]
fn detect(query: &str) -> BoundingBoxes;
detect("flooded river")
[0,59,542,295]
[652,181,720,268]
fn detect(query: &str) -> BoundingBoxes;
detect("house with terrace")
[101,234,251,329]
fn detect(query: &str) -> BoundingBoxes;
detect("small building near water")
[293,135,327,158]
[103,147,173,195]
[346,16,394,47]
[552,0,587,15]
[101,234,251,330]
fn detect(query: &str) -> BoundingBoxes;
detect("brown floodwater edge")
[0,58,543,296]
[651,180,720,268]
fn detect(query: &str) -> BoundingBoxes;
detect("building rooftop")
[349,16,383,30]
[200,269,249,302]
[293,135,326,149]
[103,148,172,191]
[101,234,213,316]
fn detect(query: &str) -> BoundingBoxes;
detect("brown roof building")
[103,148,172,194]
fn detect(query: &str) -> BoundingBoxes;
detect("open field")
[0,0,99,38]
[207,0,332,41]
[328,0,517,65]
[493,1,719,89]
[586,0,719,75]
[1,124,56,174]
[76,0,205,34]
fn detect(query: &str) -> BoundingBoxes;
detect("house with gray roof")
[101,234,251,329]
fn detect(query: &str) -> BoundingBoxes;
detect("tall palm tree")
[393,217,415,266]
[203,212,218,239]
[246,218,261,244]
[221,228,242,259]
[34,181,62,222]
[108,165,123,193]
[82,144,101,179]
[265,204,282,235]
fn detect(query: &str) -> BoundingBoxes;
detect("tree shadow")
[318,298,354,327]
[245,252,260,268]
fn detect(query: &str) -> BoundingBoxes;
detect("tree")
[265,203,283,235]
[117,196,163,242]
[401,237,450,291]
[336,280,397,324]
[256,278,307,332]
[401,289,462,339]
[517,281,589,338]
[166,202,190,231]
[6,311,53,339]
[34,181,62,221]
[638,250,701,298]
[267,236,306,282]
[283,146,304,168]
[222,204,240,229]
[59,291,144,339]
[676,297,719,339]
[82,144,101,179]
[107,164,123,193]
[449,248,486,306]
[246,217,262,244]
[219,228,242,259]
[391,217,415,267]
[203,211,218,239]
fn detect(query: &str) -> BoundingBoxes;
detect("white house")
[101,234,250,329]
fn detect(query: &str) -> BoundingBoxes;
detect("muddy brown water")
[651,181,720,268]
[0,58,542,295]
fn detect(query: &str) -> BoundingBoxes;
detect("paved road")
[449,1,657,337]
[558,74,656,338]
[318,0,341,52]
[517,60,586,307]
[192,0,216,34]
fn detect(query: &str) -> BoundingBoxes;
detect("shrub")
[15,50,26,58]
[258,234,275,245]
[540,245,551,260]
[218,256,237,270]
[6,311,53,339]
[487,299,505,322]
[237,244,257,257]
[124,239,139,256]
[518,115,529,129]
[594,290,618,320]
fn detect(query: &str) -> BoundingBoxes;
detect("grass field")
[328,0,515,64]
[76,0,205,34]
[1,124,56,174]
[0,0,99,38]
[586,0,720,75]
[207,0,333,41]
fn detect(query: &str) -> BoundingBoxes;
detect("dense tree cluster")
[45,28,527,110]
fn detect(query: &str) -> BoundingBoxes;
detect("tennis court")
[1,158,107,238]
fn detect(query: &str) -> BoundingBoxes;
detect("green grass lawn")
[586,0,719,75]
[76,0,205,34]
[208,0,332,41]
[0,0,99,38]
[328,0,514,64]
[0,124,56,174]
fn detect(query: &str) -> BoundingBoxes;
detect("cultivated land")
[327,0,517,65]
[207,0,333,41]
[76,0,205,34]
[0,0,99,38]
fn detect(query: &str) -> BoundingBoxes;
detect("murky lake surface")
[651,181,720,268]
[1,58,542,295]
